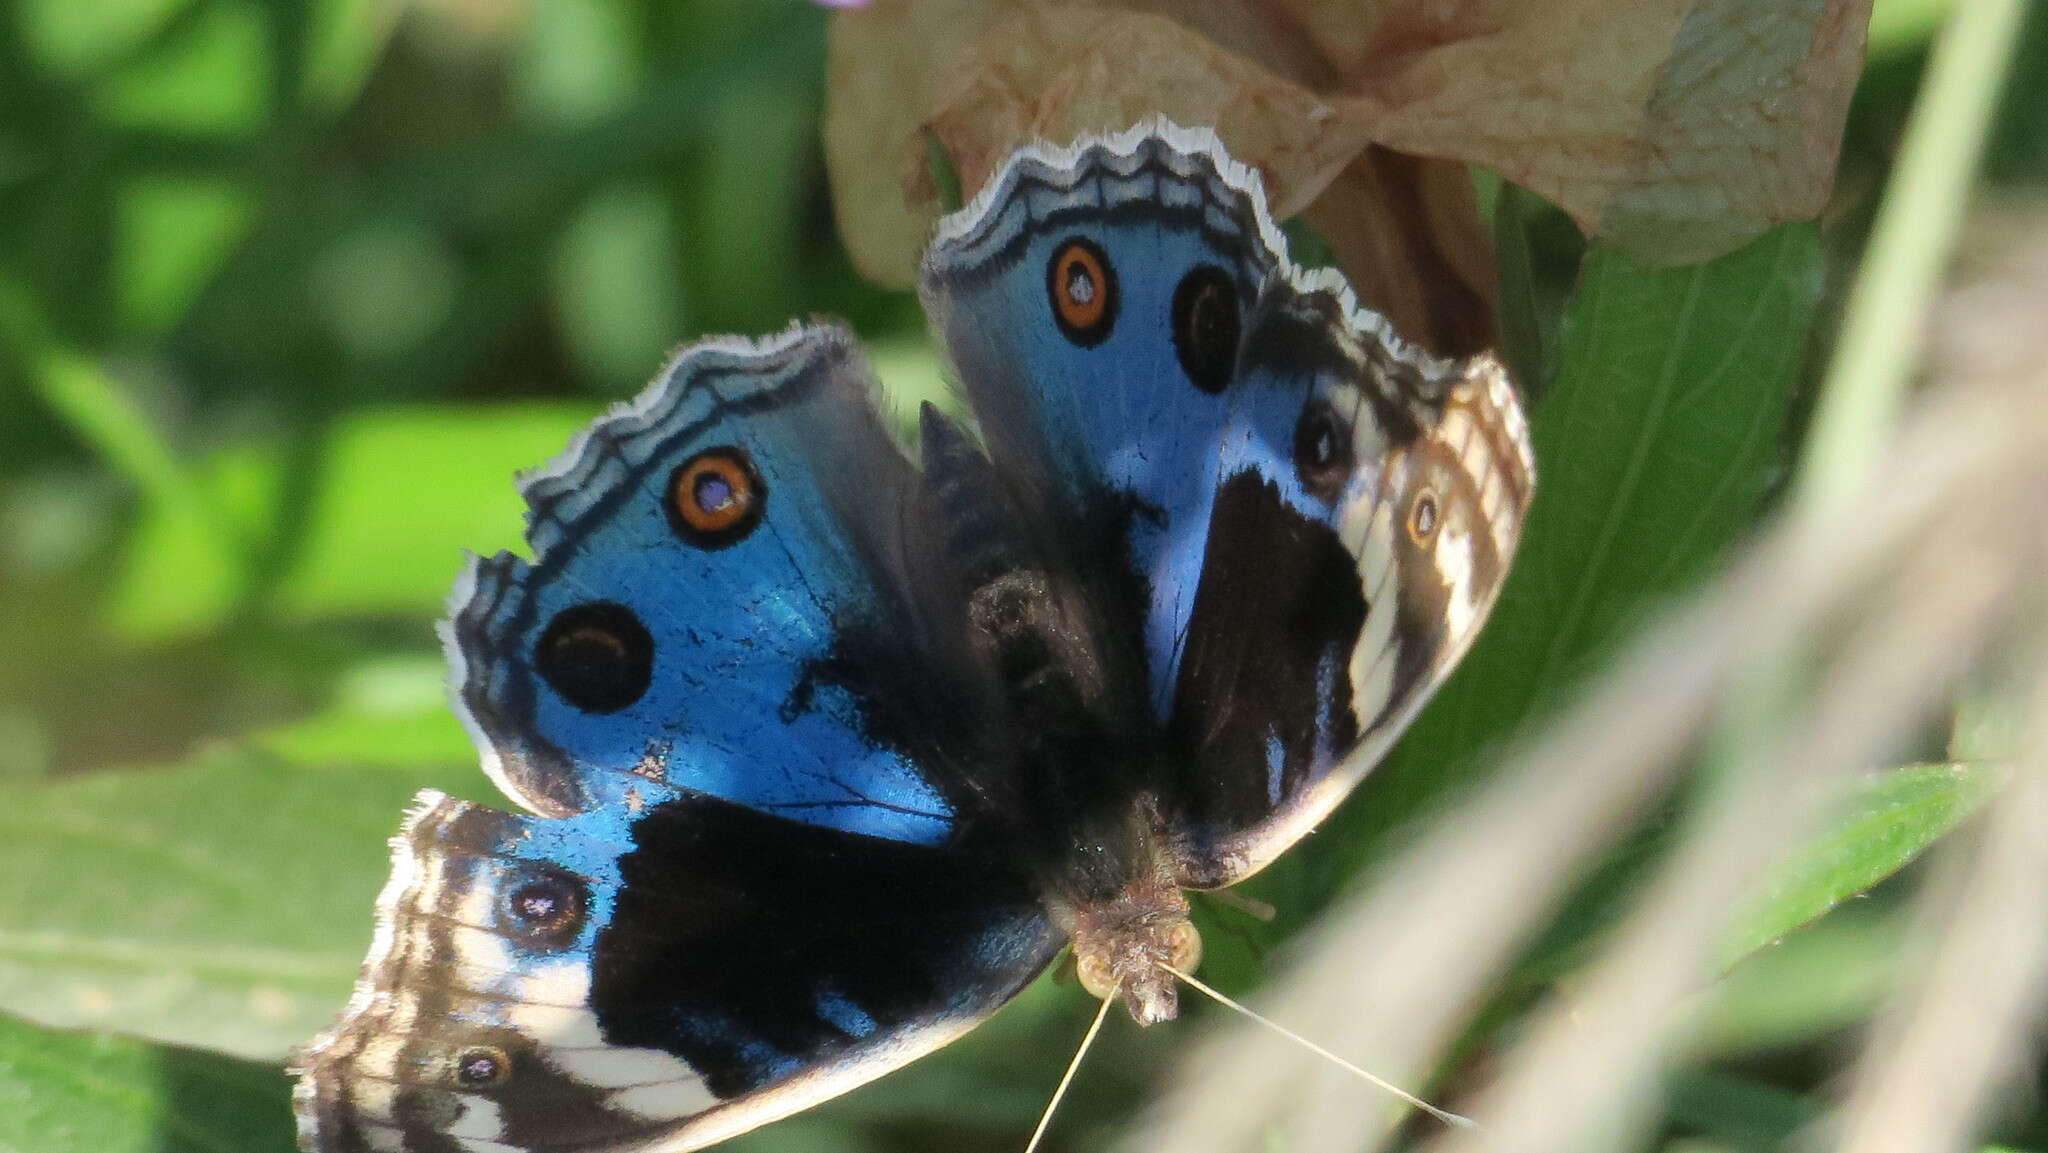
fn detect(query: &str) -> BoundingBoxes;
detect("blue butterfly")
[293,122,1534,1153]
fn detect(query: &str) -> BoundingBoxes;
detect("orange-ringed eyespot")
[668,446,764,549]
[535,601,654,714]
[1047,237,1117,346]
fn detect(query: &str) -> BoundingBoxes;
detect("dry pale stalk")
[1122,366,2048,1152]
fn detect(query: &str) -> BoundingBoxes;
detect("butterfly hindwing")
[446,325,963,845]
[297,326,1067,1151]
[294,788,1061,1153]
[1164,284,1534,885]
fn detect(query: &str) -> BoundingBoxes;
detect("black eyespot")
[503,870,586,945]
[666,446,765,549]
[1171,265,1240,394]
[1409,488,1441,542]
[1292,402,1353,503]
[454,1045,512,1088]
[536,602,654,714]
[1047,237,1118,346]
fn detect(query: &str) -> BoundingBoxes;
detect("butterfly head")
[1067,875,1202,1025]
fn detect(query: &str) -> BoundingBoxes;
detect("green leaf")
[1483,763,1992,1040]
[0,746,489,1059]
[554,185,689,389]
[1362,224,1822,848]
[275,407,560,612]
[15,0,192,78]
[116,175,257,335]
[94,1,272,136]
[1662,1069,1818,1149]
[244,654,474,770]
[108,404,588,639]
[0,1013,294,1153]
[1686,905,1903,1058]
[101,435,276,640]
[1721,762,2002,965]
[22,338,239,567]
[515,0,644,129]
[307,220,460,360]
[300,0,403,113]
[1869,0,1960,58]
[683,79,814,333]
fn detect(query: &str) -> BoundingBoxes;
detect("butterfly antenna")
[1160,963,1475,1130]
[1022,981,1119,1153]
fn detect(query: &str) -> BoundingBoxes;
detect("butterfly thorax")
[921,414,1209,1025]
[1060,864,1201,1026]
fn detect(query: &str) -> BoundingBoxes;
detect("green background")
[2,1,2044,1151]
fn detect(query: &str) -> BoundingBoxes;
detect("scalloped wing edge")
[1179,351,1534,886]
[924,120,1535,885]
[290,787,447,1152]
[925,117,1459,386]
[435,322,894,818]
[291,789,1057,1153]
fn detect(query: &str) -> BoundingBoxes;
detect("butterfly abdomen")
[910,401,1154,886]
[1061,837,1203,1026]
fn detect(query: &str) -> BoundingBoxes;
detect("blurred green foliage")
[2,1,2046,1152]
[1,0,915,777]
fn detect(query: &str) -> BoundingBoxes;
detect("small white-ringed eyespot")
[1408,488,1441,543]
[453,1045,513,1088]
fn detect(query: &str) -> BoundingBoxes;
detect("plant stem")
[1796,0,2030,518]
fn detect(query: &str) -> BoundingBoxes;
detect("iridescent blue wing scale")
[920,132,1278,720]
[919,123,1534,889]
[297,325,1062,1153]
[445,325,956,845]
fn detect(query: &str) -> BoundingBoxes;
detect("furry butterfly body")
[294,122,1534,1153]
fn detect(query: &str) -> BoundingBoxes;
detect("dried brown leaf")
[825,0,1867,322]
[1301,147,1499,355]
[1347,0,1869,265]
[826,4,1374,289]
